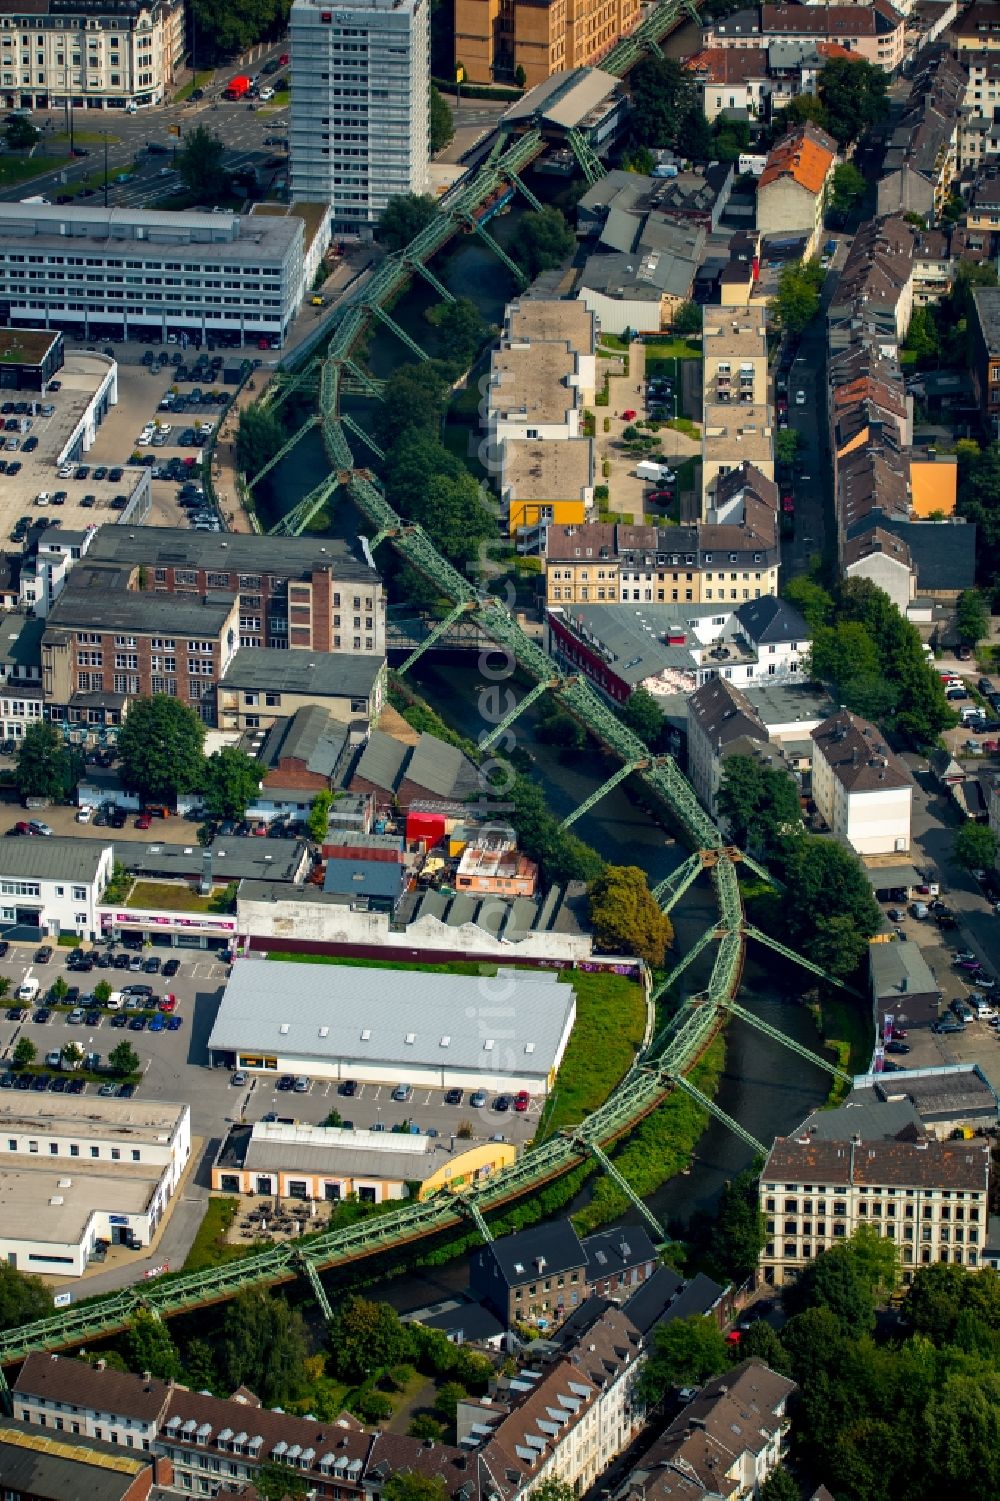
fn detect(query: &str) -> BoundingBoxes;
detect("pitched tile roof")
[763,1134,990,1190]
[14,1354,170,1423]
[689,677,767,747]
[811,708,913,793]
[759,122,837,195]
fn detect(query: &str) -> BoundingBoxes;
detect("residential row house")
[685,39,860,124]
[702,3,908,73]
[487,298,597,546]
[759,1130,992,1286]
[877,45,964,223]
[701,311,774,516]
[544,464,780,609]
[810,707,914,855]
[756,120,838,258]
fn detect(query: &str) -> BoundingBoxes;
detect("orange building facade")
[455,0,640,88]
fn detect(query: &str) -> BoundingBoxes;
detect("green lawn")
[127,880,235,915]
[267,952,499,977]
[260,90,290,114]
[52,129,120,147]
[0,154,64,187]
[537,970,646,1139]
[173,71,215,103]
[182,1196,248,1272]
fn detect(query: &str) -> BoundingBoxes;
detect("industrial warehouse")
[206,960,577,1094]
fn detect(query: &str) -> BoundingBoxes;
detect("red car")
[514,1090,530,1113]
[647,488,675,504]
[279,52,289,65]
[621,408,637,420]
[158,993,177,1013]
[135,812,153,830]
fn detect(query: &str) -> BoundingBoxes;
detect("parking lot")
[0,944,540,1157]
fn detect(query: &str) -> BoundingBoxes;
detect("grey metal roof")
[875,518,977,593]
[260,706,347,778]
[404,733,480,800]
[351,729,409,792]
[207,959,576,1078]
[120,837,307,884]
[88,525,378,582]
[221,648,383,700]
[323,858,402,902]
[0,612,43,672]
[0,1419,149,1501]
[46,586,235,635]
[242,1133,438,1184]
[795,1096,923,1142]
[735,596,807,645]
[475,1220,585,1288]
[0,836,110,884]
[742,681,835,727]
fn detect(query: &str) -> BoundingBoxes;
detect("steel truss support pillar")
[561,760,643,829]
[457,1194,494,1243]
[651,923,719,1007]
[369,527,394,550]
[260,358,320,413]
[723,999,854,1083]
[297,1255,334,1322]
[341,413,385,460]
[344,358,386,397]
[733,848,782,890]
[371,303,429,361]
[566,128,605,185]
[0,1363,10,1414]
[669,1075,765,1155]
[247,415,318,489]
[577,1139,667,1243]
[268,471,341,538]
[508,172,543,211]
[480,677,554,750]
[743,923,860,995]
[408,256,456,303]
[470,218,528,287]
[652,852,704,913]
[398,601,472,675]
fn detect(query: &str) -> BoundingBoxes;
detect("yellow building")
[212,1120,516,1205]
[909,452,957,517]
[455,0,640,88]
[502,437,594,536]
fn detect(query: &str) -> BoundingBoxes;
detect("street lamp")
[103,131,109,209]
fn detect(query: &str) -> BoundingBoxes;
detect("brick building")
[454,0,641,89]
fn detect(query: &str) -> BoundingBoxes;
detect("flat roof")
[502,66,619,130]
[207,959,576,1079]
[702,318,768,357]
[220,647,383,699]
[0,1421,149,1501]
[505,298,595,354]
[0,1095,187,1145]
[742,680,834,726]
[0,835,110,884]
[502,438,594,500]
[46,584,234,636]
[490,342,581,425]
[0,202,301,265]
[0,327,59,365]
[225,1119,448,1183]
[869,941,938,999]
[119,836,307,884]
[87,525,378,582]
[0,1158,163,1247]
[703,406,773,461]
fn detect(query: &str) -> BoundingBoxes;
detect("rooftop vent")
[360,1029,371,1041]
[279,1024,290,1035]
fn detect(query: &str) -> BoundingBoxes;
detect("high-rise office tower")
[290,0,430,230]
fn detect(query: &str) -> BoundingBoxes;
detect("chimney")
[199,848,213,897]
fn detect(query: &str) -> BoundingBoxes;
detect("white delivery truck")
[636,460,676,484]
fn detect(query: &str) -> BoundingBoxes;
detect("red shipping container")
[406,812,445,849]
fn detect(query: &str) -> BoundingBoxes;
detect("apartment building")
[756,121,838,256]
[0,1419,167,1501]
[969,284,1000,436]
[0,202,304,346]
[289,0,429,231]
[877,45,963,223]
[0,833,112,939]
[87,527,386,655]
[453,0,640,88]
[828,214,915,354]
[0,1095,190,1274]
[703,313,769,407]
[0,608,44,741]
[616,1361,796,1501]
[702,405,774,512]
[843,526,914,611]
[954,1,1000,51]
[0,0,184,112]
[686,46,772,121]
[41,569,240,726]
[216,648,385,731]
[705,3,907,70]
[759,1132,991,1285]
[811,708,913,855]
[687,676,770,814]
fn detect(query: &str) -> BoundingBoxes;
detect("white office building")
[0,0,185,112]
[0,836,113,940]
[0,203,305,345]
[289,0,430,231]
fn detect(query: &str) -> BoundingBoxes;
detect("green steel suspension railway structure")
[0,0,858,1388]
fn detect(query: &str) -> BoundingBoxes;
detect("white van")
[973,997,997,1020]
[910,901,929,919]
[105,991,124,1011]
[16,976,39,1002]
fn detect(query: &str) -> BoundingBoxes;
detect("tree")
[378,193,437,252]
[109,1040,140,1078]
[783,574,834,635]
[588,864,674,966]
[376,363,450,451]
[0,977,9,1000]
[308,790,334,844]
[329,1295,410,1381]
[953,821,999,873]
[122,1310,182,1381]
[531,1482,576,1501]
[220,1290,309,1405]
[711,1169,768,1281]
[774,428,800,466]
[818,57,889,147]
[829,160,866,222]
[847,1223,899,1300]
[783,1244,877,1337]
[183,1337,217,1392]
[771,92,829,136]
[956,588,989,646]
[12,1037,36,1069]
[16,721,81,803]
[758,836,881,979]
[717,757,802,855]
[772,258,825,336]
[425,296,487,375]
[758,1469,799,1501]
[537,708,587,750]
[903,304,941,364]
[383,1476,449,1501]
[518,207,575,278]
[434,1379,467,1423]
[236,405,287,478]
[619,686,666,748]
[672,300,702,335]
[176,125,229,203]
[738,1320,791,1373]
[256,1461,310,1501]
[188,0,289,59]
[637,1315,730,1404]
[93,980,112,1005]
[0,1261,51,1331]
[622,144,654,175]
[50,975,68,1001]
[508,773,604,886]
[629,56,703,151]
[408,1415,445,1441]
[429,84,454,154]
[61,1042,84,1069]
[201,747,261,822]
[118,696,206,803]
[5,116,38,150]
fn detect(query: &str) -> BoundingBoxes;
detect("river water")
[253,95,831,1309]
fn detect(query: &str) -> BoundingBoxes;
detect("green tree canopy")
[236,405,287,478]
[588,864,673,966]
[176,125,229,204]
[755,836,881,979]
[425,296,488,375]
[710,1168,768,1281]
[629,56,705,152]
[429,84,454,154]
[109,1040,140,1077]
[956,588,990,646]
[637,1316,730,1404]
[782,574,834,635]
[903,304,941,364]
[256,1461,310,1501]
[774,427,800,466]
[507,774,604,886]
[12,1037,36,1069]
[953,821,999,872]
[189,0,290,60]
[783,1243,878,1337]
[818,56,889,146]
[5,117,38,149]
[308,790,334,843]
[518,207,575,278]
[329,1295,410,1381]
[0,1261,51,1331]
[15,722,81,803]
[117,695,206,804]
[829,160,866,222]
[220,1290,309,1405]
[200,747,261,822]
[383,1475,449,1501]
[378,193,437,252]
[758,1469,799,1501]
[121,1310,182,1381]
[619,686,667,748]
[772,258,825,336]
[717,756,802,856]
[672,300,703,335]
[376,363,451,451]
